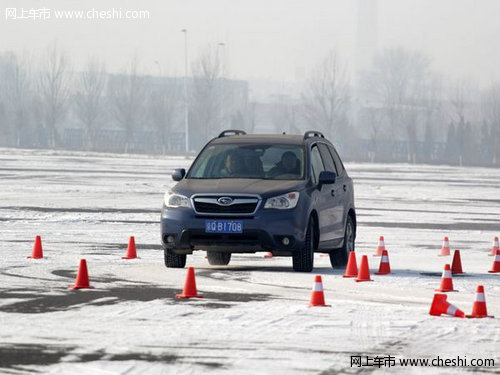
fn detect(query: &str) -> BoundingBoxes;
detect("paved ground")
[0,148,498,374]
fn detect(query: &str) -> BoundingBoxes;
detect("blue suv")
[161,130,356,272]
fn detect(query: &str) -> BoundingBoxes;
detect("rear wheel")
[292,218,315,272]
[164,247,186,268]
[207,251,232,266]
[329,215,355,268]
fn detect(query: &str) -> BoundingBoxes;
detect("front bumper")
[161,206,307,254]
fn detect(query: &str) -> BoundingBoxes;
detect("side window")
[318,143,338,174]
[310,145,325,185]
[328,145,345,176]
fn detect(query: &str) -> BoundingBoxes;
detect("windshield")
[187,144,305,180]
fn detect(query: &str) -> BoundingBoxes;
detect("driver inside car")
[220,151,245,177]
[268,151,301,178]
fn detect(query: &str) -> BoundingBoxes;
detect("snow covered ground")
[0,147,498,374]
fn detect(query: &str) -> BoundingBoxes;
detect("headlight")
[264,192,300,209]
[164,191,190,208]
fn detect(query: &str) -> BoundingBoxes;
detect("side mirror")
[172,168,186,181]
[318,171,336,187]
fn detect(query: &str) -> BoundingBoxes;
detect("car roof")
[209,134,328,146]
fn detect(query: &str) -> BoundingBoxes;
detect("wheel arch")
[347,208,357,239]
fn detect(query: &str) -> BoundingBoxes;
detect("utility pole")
[181,29,189,153]
[218,42,226,130]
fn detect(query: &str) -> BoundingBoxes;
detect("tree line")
[0,44,499,167]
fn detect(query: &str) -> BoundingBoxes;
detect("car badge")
[217,197,233,205]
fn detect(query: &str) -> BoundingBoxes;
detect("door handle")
[343,184,347,192]
[330,190,335,197]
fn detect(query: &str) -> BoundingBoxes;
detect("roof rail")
[218,129,247,138]
[303,130,325,140]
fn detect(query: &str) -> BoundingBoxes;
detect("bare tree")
[404,67,438,163]
[149,75,179,154]
[423,75,442,131]
[2,52,32,146]
[191,46,221,147]
[482,82,500,165]
[362,47,432,162]
[448,79,478,165]
[271,98,298,134]
[37,44,72,148]
[0,55,9,144]
[0,53,29,146]
[365,107,383,162]
[237,100,256,133]
[449,79,473,125]
[421,75,442,163]
[75,58,106,150]
[109,56,148,152]
[246,101,257,133]
[302,51,350,140]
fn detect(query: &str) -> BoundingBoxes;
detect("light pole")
[218,42,226,130]
[181,29,189,153]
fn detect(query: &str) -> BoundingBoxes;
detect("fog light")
[282,237,290,246]
[167,235,175,243]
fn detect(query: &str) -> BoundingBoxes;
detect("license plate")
[205,220,243,234]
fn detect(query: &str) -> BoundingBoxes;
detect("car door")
[309,145,329,245]
[317,143,344,242]
[327,144,348,238]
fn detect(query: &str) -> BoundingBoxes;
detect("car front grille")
[192,195,260,216]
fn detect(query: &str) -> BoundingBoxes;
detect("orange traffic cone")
[310,275,330,306]
[355,255,373,282]
[264,252,273,258]
[435,264,457,292]
[439,236,450,256]
[28,235,44,259]
[489,236,499,256]
[122,236,137,259]
[429,293,465,318]
[343,251,358,278]
[70,259,93,289]
[488,249,500,273]
[466,285,494,318]
[176,267,203,298]
[375,250,391,275]
[374,236,385,256]
[451,250,465,274]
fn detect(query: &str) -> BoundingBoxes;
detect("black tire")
[292,217,315,272]
[207,251,231,266]
[164,247,186,268]
[329,215,355,268]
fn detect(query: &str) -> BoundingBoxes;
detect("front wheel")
[292,217,315,272]
[207,251,231,266]
[164,247,186,268]
[329,215,355,268]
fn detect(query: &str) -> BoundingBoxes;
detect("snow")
[0,148,498,374]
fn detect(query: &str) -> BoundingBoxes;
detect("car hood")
[172,178,307,198]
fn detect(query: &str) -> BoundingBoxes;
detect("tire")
[329,215,355,268]
[207,251,231,266]
[164,247,186,268]
[292,217,315,272]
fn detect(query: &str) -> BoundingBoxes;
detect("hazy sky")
[1,0,500,86]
